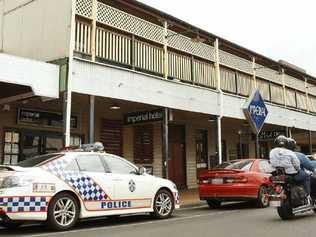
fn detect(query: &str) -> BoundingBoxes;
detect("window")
[225,160,253,171]
[3,131,20,165]
[18,154,64,168]
[196,130,208,166]
[259,160,274,174]
[134,125,153,164]
[76,155,105,173]
[64,160,80,172]
[102,155,138,175]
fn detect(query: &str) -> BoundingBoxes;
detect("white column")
[214,38,223,164]
[305,77,310,112]
[64,0,77,147]
[252,57,257,89]
[163,21,169,80]
[91,0,97,62]
[281,68,287,108]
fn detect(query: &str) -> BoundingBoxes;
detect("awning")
[0,53,59,104]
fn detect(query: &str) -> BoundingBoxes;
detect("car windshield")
[224,160,254,171]
[17,154,64,168]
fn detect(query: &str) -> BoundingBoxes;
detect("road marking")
[23,210,237,237]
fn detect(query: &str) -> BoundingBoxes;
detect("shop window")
[134,125,153,164]
[196,130,208,168]
[100,120,123,156]
[3,131,20,165]
[237,143,249,159]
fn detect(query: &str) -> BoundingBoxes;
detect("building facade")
[1,0,316,189]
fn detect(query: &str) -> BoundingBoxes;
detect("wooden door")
[168,125,186,189]
[100,120,123,156]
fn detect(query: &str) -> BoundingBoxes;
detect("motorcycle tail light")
[275,185,282,193]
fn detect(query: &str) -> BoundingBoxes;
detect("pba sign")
[243,90,268,134]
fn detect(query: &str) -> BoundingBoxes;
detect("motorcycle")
[269,167,316,219]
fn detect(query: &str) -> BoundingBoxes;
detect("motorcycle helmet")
[274,135,287,147]
[287,137,297,151]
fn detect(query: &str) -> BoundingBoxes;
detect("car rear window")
[17,154,64,167]
[224,160,254,171]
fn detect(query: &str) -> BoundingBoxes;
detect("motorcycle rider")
[287,137,316,197]
[270,135,301,176]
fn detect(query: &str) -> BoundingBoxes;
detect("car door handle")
[112,178,123,181]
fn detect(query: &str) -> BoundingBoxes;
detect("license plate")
[269,200,281,207]
[211,178,223,184]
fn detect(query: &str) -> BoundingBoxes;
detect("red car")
[199,159,272,208]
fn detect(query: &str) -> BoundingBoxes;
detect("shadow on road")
[0,214,154,236]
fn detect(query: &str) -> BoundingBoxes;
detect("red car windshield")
[217,160,253,171]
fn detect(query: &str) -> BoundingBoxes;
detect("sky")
[138,0,316,76]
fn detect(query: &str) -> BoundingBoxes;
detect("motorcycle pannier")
[290,185,305,207]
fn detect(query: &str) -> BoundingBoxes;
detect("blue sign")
[243,90,268,134]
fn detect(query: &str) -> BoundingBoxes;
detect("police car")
[0,143,179,230]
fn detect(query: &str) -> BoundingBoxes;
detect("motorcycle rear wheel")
[277,202,294,220]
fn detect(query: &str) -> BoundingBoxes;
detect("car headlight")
[0,176,34,189]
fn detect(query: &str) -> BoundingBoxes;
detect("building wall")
[186,124,197,189]
[1,0,72,61]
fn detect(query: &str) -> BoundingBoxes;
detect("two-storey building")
[1,0,316,189]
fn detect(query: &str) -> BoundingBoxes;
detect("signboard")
[243,90,268,134]
[257,130,285,141]
[124,109,163,125]
[18,108,78,129]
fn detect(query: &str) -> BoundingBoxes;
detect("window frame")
[101,154,139,175]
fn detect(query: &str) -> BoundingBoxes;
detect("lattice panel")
[257,79,270,101]
[296,92,307,110]
[284,75,305,92]
[270,84,284,105]
[97,2,164,44]
[220,67,236,93]
[76,0,93,18]
[96,28,131,65]
[75,21,92,54]
[167,32,215,62]
[193,60,216,88]
[285,88,296,107]
[237,72,254,96]
[168,52,192,82]
[134,40,163,74]
[255,64,282,85]
[219,50,252,74]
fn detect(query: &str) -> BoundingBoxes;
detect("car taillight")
[199,178,209,184]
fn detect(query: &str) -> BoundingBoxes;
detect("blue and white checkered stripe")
[43,158,108,201]
[0,197,49,213]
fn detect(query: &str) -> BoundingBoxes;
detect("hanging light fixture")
[109,104,121,110]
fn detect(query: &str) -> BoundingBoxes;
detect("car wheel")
[151,189,174,219]
[206,200,221,209]
[257,186,269,208]
[47,193,79,231]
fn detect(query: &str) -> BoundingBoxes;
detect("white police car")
[0,143,179,230]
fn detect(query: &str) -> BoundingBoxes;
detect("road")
[1,202,316,237]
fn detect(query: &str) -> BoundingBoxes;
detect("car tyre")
[257,186,269,208]
[206,200,221,209]
[47,193,79,231]
[151,189,174,219]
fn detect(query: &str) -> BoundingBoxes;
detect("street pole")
[309,130,313,155]
[256,132,260,158]
[214,38,223,165]
[162,108,169,179]
[89,95,95,143]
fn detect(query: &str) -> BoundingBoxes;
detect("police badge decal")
[129,180,136,192]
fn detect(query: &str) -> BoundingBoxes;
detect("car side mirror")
[139,167,147,175]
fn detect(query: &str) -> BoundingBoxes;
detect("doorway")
[168,125,186,189]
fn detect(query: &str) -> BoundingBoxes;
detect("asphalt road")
[1,202,316,237]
